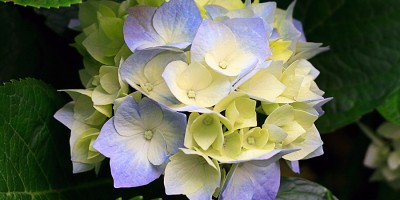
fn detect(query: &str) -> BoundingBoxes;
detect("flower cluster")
[363,122,400,189]
[55,0,330,199]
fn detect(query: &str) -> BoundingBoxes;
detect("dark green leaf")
[2,0,81,8]
[293,0,400,132]
[277,177,337,200]
[378,89,400,125]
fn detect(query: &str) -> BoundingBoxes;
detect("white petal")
[283,125,324,161]
[196,73,231,107]
[238,68,285,102]
[164,150,220,199]
[148,130,168,165]
[191,19,237,63]
[162,60,196,106]
[54,102,74,129]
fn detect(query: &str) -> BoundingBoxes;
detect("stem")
[356,121,385,147]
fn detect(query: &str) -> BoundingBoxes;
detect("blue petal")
[223,18,271,62]
[93,118,162,187]
[113,96,144,137]
[286,160,300,173]
[124,0,202,52]
[152,0,202,48]
[220,161,280,200]
[120,50,183,106]
[156,104,187,155]
[293,19,306,42]
[123,6,164,52]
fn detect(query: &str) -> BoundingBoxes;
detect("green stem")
[356,121,385,147]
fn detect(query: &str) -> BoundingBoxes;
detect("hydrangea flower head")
[54,0,332,199]
[363,122,400,189]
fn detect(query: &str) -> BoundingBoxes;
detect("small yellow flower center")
[203,116,214,125]
[247,137,255,145]
[144,82,154,92]
[187,90,196,99]
[144,130,153,140]
[219,60,229,69]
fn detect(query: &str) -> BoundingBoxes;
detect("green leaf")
[2,0,81,8]
[0,78,118,199]
[277,177,337,200]
[292,0,400,132]
[378,89,400,125]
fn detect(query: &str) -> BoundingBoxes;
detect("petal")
[223,18,270,62]
[93,119,162,187]
[92,86,117,107]
[99,66,119,94]
[363,143,382,168]
[113,96,145,136]
[164,150,220,199]
[285,160,300,174]
[196,73,231,107]
[252,2,276,25]
[162,61,196,106]
[148,130,168,165]
[139,97,165,129]
[214,92,248,112]
[204,4,228,20]
[191,19,237,63]
[237,67,285,102]
[123,6,164,52]
[283,125,324,161]
[54,102,74,129]
[288,42,329,63]
[191,114,223,151]
[205,50,258,77]
[221,130,242,158]
[120,50,160,91]
[153,0,202,46]
[157,105,187,155]
[220,161,280,200]
[178,62,213,91]
[121,50,183,105]
[265,104,294,127]
[184,112,199,149]
[292,19,306,42]
[110,142,162,187]
[210,148,296,164]
[72,162,95,174]
[144,51,187,85]
[232,61,271,89]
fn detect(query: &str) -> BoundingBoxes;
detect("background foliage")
[0,0,400,199]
